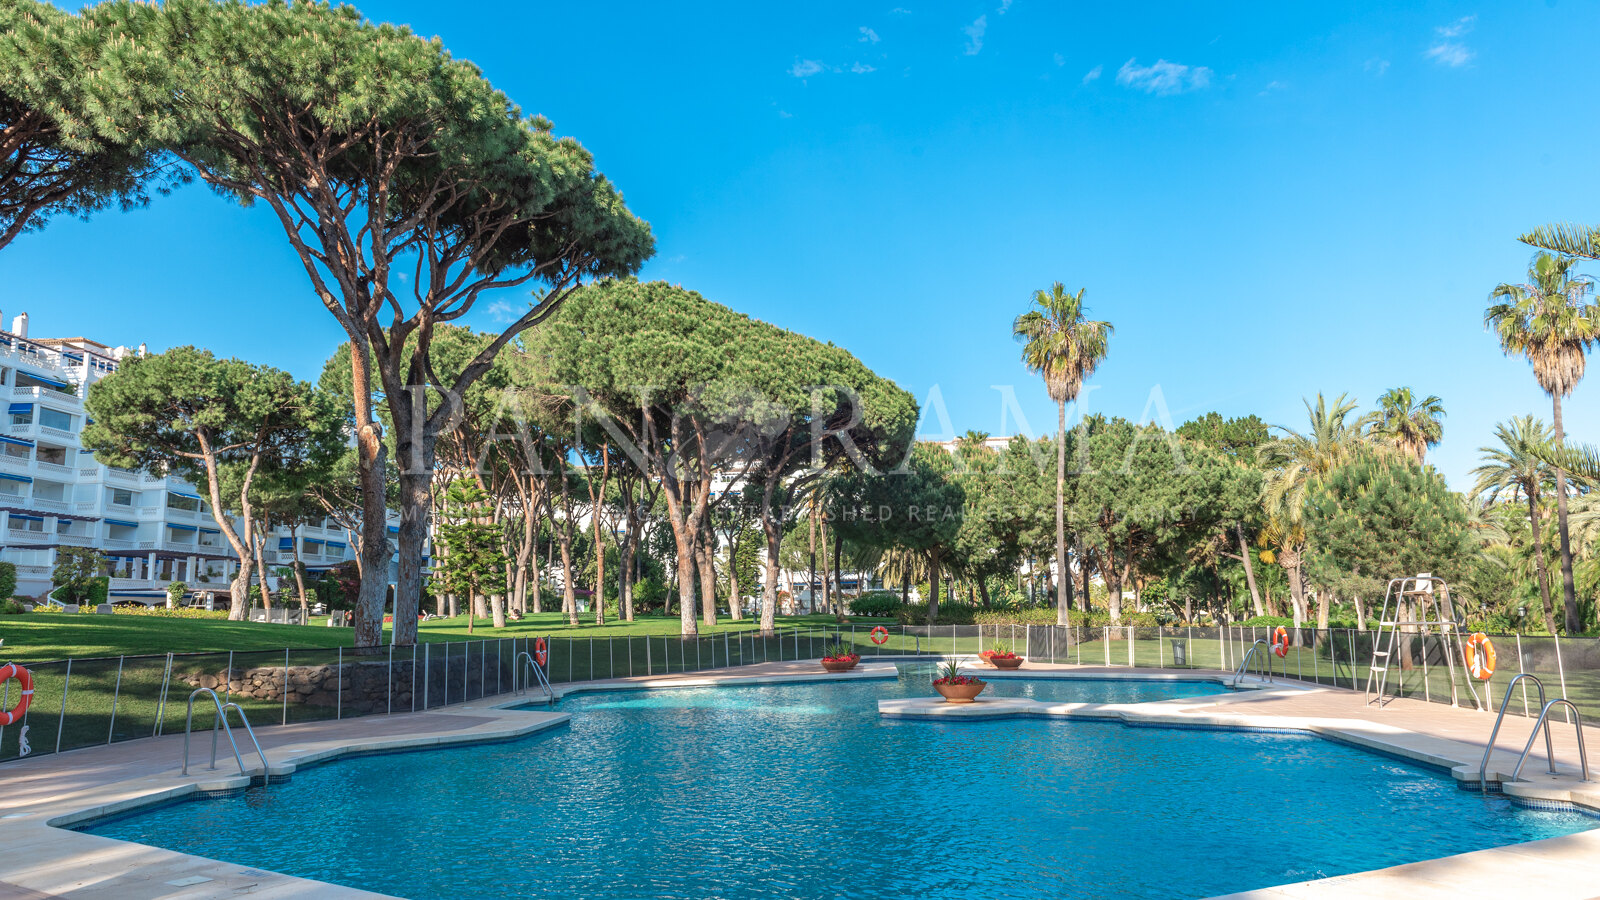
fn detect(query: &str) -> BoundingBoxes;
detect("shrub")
[0,597,27,615]
[848,591,903,617]
[0,561,15,600]
[166,581,187,607]
[112,605,229,619]
[87,576,110,605]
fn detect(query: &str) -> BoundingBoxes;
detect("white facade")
[0,316,360,604]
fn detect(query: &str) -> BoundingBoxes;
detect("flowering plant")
[987,639,1018,660]
[931,657,980,686]
[820,639,859,663]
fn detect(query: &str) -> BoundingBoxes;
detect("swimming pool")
[81,677,1595,899]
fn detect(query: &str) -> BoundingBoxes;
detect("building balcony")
[34,460,75,477]
[29,497,69,512]
[109,577,159,591]
[53,532,94,546]
[12,384,81,405]
[101,538,137,550]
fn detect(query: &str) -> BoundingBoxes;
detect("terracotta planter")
[820,657,858,672]
[933,680,987,703]
[990,656,1022,669]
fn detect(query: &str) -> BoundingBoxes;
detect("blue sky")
[14,1,1600,488]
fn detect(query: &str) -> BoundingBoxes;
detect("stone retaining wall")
[172,659,511,715]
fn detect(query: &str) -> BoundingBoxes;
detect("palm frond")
[1519,223,1600,261]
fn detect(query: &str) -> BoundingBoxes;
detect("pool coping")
[3,661,1599,899]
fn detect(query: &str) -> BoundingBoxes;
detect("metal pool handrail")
[1479,673,1551,793]
[181,688,269,783]
[515,651,555,705]
[1511,698,1590,784]
[1232,640,1271,687]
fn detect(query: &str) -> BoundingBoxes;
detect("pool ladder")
[1231,640,1272,687]
[516,651,556,706]
[1477,674,1589,792]
[181,688,270,783]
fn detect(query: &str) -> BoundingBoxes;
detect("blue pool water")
[82,677,1594,899]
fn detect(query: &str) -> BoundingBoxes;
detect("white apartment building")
[0,314,363,604]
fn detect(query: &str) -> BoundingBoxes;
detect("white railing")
[40,426,75,441]
[54,532,93,546]
[137,540,156,550]
[136,507,162,519]
[77,466,99,478]
[36,460,75,476]
[162,540,201,554]
[102,538,136,550]
[6,525,44,537]
[29,497,68,511]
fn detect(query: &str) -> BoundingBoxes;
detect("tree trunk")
[347,337,393,649]
[1055,399,1069,624]
[1354,595,1366,632]
[490,593,506,629]
[290,522,308,619]
[833,522,845,623]
[1078,539,1092,613]
[696,525,718,628]
[807,496,818,615]
[759,486,781,637]
[925,549,941,625]
[1236,524,1263,617]
[1527,492,1559,635]
[727,537,742,622]
[1551,394,1580,633]
[251,519,272,611]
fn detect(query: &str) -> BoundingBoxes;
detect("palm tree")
[1487,252,1600,632]
[1471,416,1560,634]
[1259,393,1371,630]
[1013,283,1112,626]
[1371,387,1444,464]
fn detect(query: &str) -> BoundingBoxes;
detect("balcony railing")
[29,497,68,511]
[101,538,136,550]
[35,460,74,476]
[53,532,93,546]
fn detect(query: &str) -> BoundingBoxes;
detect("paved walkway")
[0,659,1595,899]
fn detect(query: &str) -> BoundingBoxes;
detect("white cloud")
[1426,41,1473,66]
[485,300,519,324]
[851,62,876,74]
[1052,52,1064,67]
[1082,64,1102,84]
[1258,80,1285,97]
[1364,57,1390,76]
[790,59,825,78]
[997,0,1013,13]
[890,6,911,13]
[963,15,986,55]
[1426,15,1475,67]
[1115,57,1212,95]
[1437,14,1476,37]
[859,26,879,44]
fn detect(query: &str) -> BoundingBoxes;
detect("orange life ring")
[1464,633,1496,680]
[1270,627,1289,658]
[534,637,548,667]
[0,663,33,727]
[870,626,890,645]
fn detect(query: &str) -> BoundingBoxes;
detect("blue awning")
[7,403,32,414]
[166,522,197,532]
[9,513,42,522]
[387,525,399,534]
[199,527,219,534]
[104,519,138,528]
[279,538,294,550]
[327,541,347,549]
[168,491,202,501]
[18,372,68,389]
[0,436,32,448]
[0,472,31,483]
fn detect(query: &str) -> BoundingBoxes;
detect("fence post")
[55,658,72,755]
[225,650,234,703]
[105,656,125,744]
[645,636,652,675]
[337,646,344,720]
[1103,627,1110,667]
[1127,626,1135,667]
[423,643,431,710]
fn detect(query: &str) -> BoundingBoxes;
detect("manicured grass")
[0,610,882,664]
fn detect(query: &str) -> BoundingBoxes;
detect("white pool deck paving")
[0,658,1597,899]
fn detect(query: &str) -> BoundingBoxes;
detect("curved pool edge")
[5,661,1599,899]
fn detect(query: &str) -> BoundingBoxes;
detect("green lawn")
[0,610,881,664]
